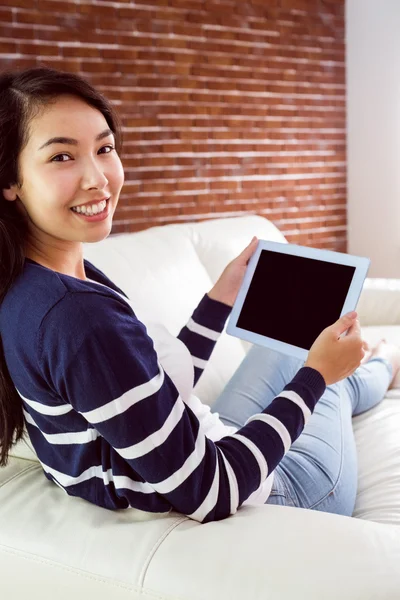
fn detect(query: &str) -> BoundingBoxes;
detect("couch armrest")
[147,505,400,600]
[357,278,400,326]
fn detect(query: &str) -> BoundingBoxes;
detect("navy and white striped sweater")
[0,257,326,522]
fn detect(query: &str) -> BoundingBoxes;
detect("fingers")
[331,311,358,337]
[346,317,361,337]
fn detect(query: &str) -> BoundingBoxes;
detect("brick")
[101,48,139,60]
[0,41,18,53]
[79,2,117,18]
[0,0,32,7]
[62,46,100,59]
[37,0,76,13]
[0,7,13,23]
[18,42,60,56]
[0,24,33,40]
[80,60,120,74]
[0,56,35,70]
[15,9,58,27]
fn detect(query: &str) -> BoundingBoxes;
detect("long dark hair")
[0,66,122,466]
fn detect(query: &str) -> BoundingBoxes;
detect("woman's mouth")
[70,197,110,222]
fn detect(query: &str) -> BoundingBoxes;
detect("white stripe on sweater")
[151,429,206,493]
[18,389,72,416]
[245,413,291,453]
[116,399,185,459]
[186,318,219,341]
[81,362,165,424]
[277,390,312,423]
[188,451,220,522]
[23,409,100,445]
[104,472,154,494]
[192,355,208,370]
[41,462,154,494]
[219,449,239,515]
[231,433,269,485]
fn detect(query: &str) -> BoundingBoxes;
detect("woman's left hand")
[207,237,259,307]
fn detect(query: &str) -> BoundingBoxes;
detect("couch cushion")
[145,504,400,600]
[351,325,400,524]
[0,457,189,599]
[352,395,400,525]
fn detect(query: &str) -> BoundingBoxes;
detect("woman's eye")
[50,145,115,163]
[51,153,70,162]
[99,145,115,154]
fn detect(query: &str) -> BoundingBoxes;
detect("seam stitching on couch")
[138,515,190,589]
[0,544,172,599]
[0,463,40,490]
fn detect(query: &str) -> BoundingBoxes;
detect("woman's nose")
[81,158,108,190]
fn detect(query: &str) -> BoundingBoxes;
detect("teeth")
[72,199,107,215]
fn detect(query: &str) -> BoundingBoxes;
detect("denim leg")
[268,380,357,514]
[212,345,304,428]
[343,357,392,416]
[270,357,391,515]
[212,345,392,516]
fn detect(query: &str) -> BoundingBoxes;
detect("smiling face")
[2,94,124,266]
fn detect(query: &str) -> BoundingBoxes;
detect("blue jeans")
[212,346,392,516]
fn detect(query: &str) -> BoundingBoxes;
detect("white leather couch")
[1,215,400,599]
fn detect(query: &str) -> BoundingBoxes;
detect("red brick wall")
[0,0,346,250]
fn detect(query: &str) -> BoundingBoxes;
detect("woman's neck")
[25,249,87,281]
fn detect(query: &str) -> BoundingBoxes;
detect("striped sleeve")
[177,294,231,385]
[38,291,326,523]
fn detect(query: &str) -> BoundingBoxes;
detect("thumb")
[330,311,358,337]
[239,236,258,264]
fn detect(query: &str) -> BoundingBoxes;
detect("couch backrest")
[10,215,286,461]
[85,215,286,329]
[82,215,287,404]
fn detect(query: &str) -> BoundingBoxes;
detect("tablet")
[226,240,370,361]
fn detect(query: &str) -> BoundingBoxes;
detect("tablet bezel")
[226,240,370,361]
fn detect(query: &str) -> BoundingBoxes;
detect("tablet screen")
[236,249,356,351]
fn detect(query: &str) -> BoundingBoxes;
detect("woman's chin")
[81,223,113,243]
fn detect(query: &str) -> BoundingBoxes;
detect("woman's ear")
[2,186,18,201]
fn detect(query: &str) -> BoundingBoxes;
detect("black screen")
[236,250,356,351]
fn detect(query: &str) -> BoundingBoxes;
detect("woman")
[0,66,398,523]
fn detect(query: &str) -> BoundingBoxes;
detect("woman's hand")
[305,312,368,385]
[207,237,259,307]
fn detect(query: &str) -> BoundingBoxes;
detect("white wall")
[347,0,400,277]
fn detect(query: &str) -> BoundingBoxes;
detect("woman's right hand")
[304,312,367,386]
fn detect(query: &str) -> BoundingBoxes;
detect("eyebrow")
[38,128,114,151]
